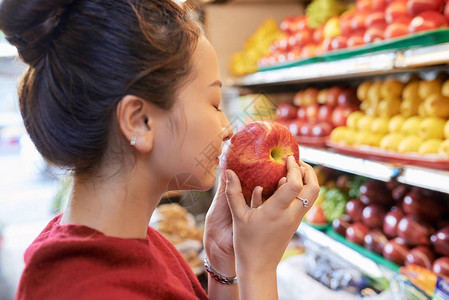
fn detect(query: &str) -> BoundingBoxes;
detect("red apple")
[360,180,393,206]
[351,12,369,31]
[293,30,314,48]
[311,121,333,137]
[346,199,366,222]
[386,1,409,23]
[431,226,449,256]
[331,105,358,127]
[280,16,296,34]
[365,11,387,27]
[330,36,348,50]
[292,16,310,32]
[372,0,388,11]
[276,103,298,120]
[296,106,307,120]
[397,216,434,246]
[332,215,352,236]
[305,103,320,121]
[405,246,435,269]
[346,222,370,245]
[392,184,410,202]
[305,205,328,225]
[433,257,449,277]
[293,90,304,106]
[409,11,448,32]
[222,121,299,202]
[299,122,313,137]
[340,12,355,36]
[347,35,366,48]
[320,38,333,53]
[385,22,410,39]
[288,119,307,136]
[407,0,444,17]
[338,88,361,106]
[313,25,325,44]
[383,207,405,238]
[365,229,388,255]
[362,204,387,228]
[303,87,319,105]
[445,2,449,23]
[403,190,446,221]
[357,0,372,11]
[286,49,302,62]
[383,238,410,265]
[318,105,334,122]
[364,26,386,44]
[300,44,318,59]
[326,86,345,106]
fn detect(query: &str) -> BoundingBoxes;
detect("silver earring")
[130,136,136,146]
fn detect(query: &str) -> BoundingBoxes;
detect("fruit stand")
[226,0,449,297]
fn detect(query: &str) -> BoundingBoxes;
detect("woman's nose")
[221,117,233,142]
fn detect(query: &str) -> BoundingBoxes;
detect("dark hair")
[0,0,200,175]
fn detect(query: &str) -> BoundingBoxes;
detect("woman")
[0,0,319,299]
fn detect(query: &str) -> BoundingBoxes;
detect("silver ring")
[295,196,308,207]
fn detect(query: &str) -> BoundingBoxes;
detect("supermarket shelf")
[232,43,449,87]
[299,146,449,194]
[297,222,393,278]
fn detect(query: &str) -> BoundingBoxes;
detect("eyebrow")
[209,80,222,88]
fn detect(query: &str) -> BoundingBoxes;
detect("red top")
[16,214,208,300]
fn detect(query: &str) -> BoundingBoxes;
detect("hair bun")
[0,0,74,66]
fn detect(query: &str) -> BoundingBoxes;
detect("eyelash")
[214,105,222,112]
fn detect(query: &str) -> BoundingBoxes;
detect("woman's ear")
[116,95,154,153]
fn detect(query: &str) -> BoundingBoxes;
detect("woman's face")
[152,36,233,191]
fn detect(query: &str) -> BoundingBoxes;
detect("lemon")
[380,133,404,151]
[419,139,443,154]
[398,135,423,153]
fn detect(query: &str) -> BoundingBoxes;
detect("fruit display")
[331,178,449,272]
[275,85,361,142]
[329,75,449,159]
[257,0,449,69]
[222,121,299,203]
[229,18,283,76]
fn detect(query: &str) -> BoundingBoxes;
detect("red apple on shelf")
[385,22,410,39]
[346,222,370,246]
[445,2,449,23]
[286,49,302,62]
[331,105,357,127]
[360,180,393,206]
[299,122,314,137]
[276,103,298,120]
[383,207,405,238]
[351,12,369,31]
[313,25,325,44]
[280,16,296,34]
[293,90,304,106]
[305,103,320,121]
[300,44,318,59]
[366,11,387,27]
[407,0,444,17]
[356,0,372,11]
[317,89,329,105]
[222,121,299,203]
[303,87,319,105]
[297,106,307,120]
[403,190,446,220]
[338,88,361,106]
[340,12,355,36]
[320,38,333,53]
[311,121,333,137]
[397,216,434,246]
[347,35,366,48]
[365,229,388,255]
[332,215,352,236]
[405,246,435,269]
[430,226,449,256]
[383,238,410,265]
[372,0,388,11]
[293,30,314,48]
[433,257,449,277]
[364,26,386,44]
[288,119,307,136]
[330,36,348,50]
[362,204,387,228]
[318,104,334,122]
[392,184,410,202]
[386,1,409,23]
[409,11,448,32]
[326,86,345,106]
[346,199,366,222]
[305,205,327,225]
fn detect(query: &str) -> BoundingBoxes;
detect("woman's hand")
[225,156,320,275]
[203,171,236,276]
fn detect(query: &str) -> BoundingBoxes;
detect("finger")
[277,177,287,189]
[299,167,306,180]
[250,186,263,208]
[290,163,320,213]
[266,156,303,210]
[224,169,248,220]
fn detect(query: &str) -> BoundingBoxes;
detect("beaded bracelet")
[204,258,238,285]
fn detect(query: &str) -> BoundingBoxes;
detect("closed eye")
[214,105,222,112]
